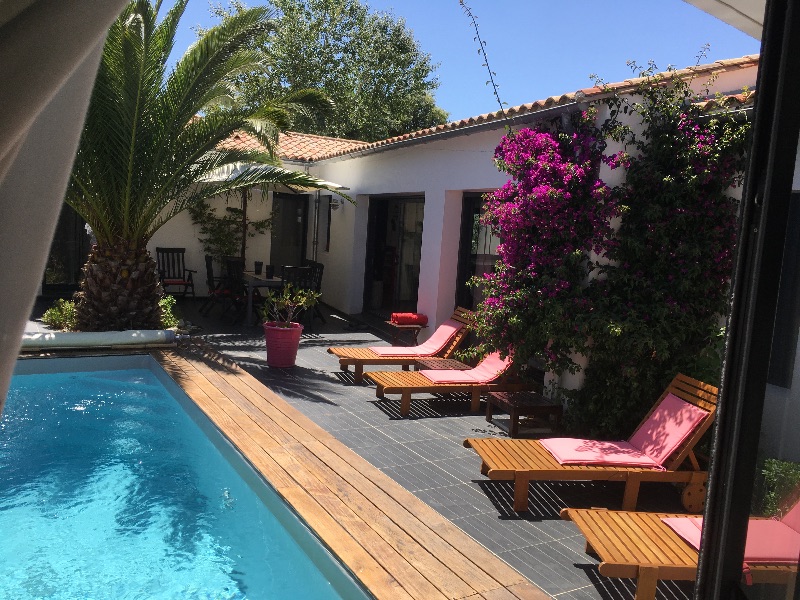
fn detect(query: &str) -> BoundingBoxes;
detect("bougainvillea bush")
[471,65,750,437]
[573,67,750,435]
[468,110,618,375]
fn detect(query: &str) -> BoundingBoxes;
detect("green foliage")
[65,0,346,331]
[41,299,78,331]
[213,0,448,142]
[568,62,750,436]
[159,295,180,328]
[753,458,800,517]
[68,0,339,246]
[188,194,273,263]
[258,284,320,326]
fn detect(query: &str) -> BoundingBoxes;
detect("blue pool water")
[0,357,369,599]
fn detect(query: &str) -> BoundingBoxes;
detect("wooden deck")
[154,345,547,600]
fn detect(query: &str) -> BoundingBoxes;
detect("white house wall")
[311,128,511,329]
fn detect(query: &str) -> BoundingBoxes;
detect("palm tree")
[67,0,341,331]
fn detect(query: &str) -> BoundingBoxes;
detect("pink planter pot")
[262,321,304,368]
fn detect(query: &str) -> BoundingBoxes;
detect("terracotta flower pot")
[262,321,303,367]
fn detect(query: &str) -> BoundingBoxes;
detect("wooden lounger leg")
[402,364,410,370]
[621,475,642,511]
[375,384,385,398]
[513,476,530,512]
[470,389,481,413]
[635,565,659,600]
[400,391,412,417]
[784,573,796,600]
[354,364,364,383]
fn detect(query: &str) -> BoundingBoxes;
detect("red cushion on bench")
[390,312,428,325]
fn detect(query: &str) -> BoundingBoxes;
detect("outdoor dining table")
[243,271,283,326]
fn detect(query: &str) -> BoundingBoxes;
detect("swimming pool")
[1,355,370,599]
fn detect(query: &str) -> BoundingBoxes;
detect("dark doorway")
[455,192,499,309]
[270,193,309,268]
[41,204,91,298]
[363,196,424,314]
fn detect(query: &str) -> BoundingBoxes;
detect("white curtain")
[0,0,127,412]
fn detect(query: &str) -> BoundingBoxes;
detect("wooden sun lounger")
[561,508,798,600]
[327,307,472,383]
[464,374,718,513]
[365,368,533,418]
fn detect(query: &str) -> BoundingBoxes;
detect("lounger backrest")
[439,307,473,358]
[627,393,709,466]
[468,351,512,382]
[782,493,800,533]
[413,319,463,354]
[628,373,718,471]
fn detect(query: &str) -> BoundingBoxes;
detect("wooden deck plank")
[296,439,514,595]
[152,348,542,600]
[270,444,459,600]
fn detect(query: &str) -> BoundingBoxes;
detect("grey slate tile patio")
[174,299,694,600]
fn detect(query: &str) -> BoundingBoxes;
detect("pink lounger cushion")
[420,352,510,384]
[663,516,800,564]
[627,393,709,465]
[540,438,662,468]
[369,319,461,356]
[541,392,708,468]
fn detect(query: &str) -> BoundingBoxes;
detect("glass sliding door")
[363,196,424,314]
[455,192,500,309]
[270,193,309,269]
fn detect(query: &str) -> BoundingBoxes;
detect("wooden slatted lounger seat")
[561,505,799,600]
[365,351,533,418]
[464,374,718,513]
[327,307,472,383]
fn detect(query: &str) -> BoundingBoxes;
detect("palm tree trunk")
[74,240,163,331]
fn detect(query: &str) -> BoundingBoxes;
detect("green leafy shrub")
[753,458,800,517]
[41,299,78,331]
[159,295,180,329]
[258,284,320,326]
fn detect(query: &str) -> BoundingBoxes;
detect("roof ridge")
[309,54,759,161]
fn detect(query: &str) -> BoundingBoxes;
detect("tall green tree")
[217,0,448,142]
[67,0,341,331]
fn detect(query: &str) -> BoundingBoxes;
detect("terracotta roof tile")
[216,130,368,162]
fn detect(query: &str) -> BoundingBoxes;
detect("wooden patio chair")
[199,255,226,315]
[327,306,473,383]
[561,499,799,600]
[156,247,196,298]
[305,260,326,325]
[464,374,718,513]
[365,351,534,418]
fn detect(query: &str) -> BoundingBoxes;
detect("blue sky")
[173,0,761,122]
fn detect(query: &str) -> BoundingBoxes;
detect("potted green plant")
[258,284,321,367]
